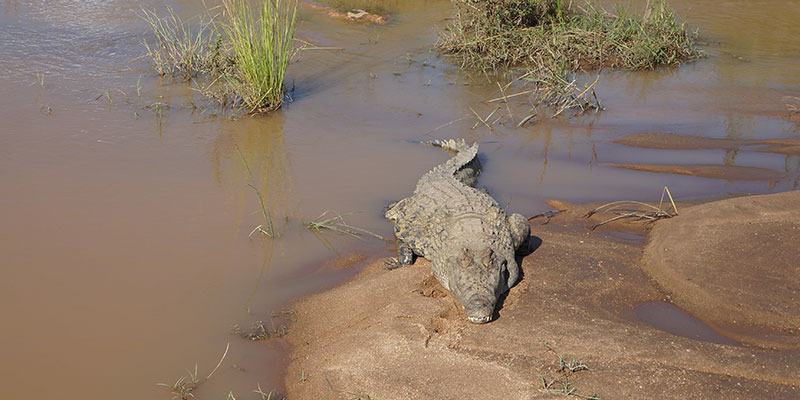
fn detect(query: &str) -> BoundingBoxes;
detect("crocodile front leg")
[385,238,415,270]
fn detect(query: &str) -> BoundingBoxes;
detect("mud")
[285,193,800,399]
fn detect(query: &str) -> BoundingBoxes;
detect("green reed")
[220,0,297,113]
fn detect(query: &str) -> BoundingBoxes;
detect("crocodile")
[385,139,530,323]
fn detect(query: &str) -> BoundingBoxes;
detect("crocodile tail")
[425,139,481,187]
[427,138,471,153]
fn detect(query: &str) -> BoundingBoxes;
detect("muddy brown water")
[1,0,798,399]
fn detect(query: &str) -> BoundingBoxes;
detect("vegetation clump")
[537,339,599,399]
[141,0,297,114]
[141,8,227,80]
[220,0,297,113]
[438,0,699,114]
[440,0,698,70]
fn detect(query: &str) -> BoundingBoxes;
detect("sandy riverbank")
[283,192,800,399]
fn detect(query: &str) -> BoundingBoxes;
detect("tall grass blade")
[235,144,275,238]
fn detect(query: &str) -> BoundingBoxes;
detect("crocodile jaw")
[467,314,492,324]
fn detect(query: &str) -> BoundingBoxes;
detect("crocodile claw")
[384,257,404,270]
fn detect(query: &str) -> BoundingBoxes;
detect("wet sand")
[284,193,800,399]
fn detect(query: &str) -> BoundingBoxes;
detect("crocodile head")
[449,247,505,324]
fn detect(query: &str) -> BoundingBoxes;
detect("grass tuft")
[233,311,294,341]
[222,0,297,113]
[538,339,600,399]
[220,0,298,113]
[438,0,699,116]
[156,343,230,400]
[141,7,227,81]
[140,0,298,114]
[233,319,289,340]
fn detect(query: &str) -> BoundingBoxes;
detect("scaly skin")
[385,139,530,323]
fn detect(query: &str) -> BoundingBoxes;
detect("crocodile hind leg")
[453,156,482,188]
[502,213,530,289]
[385,238,415,270]
[509,213,531,252]
[384,199,415,270]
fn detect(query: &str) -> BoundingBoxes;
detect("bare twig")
[528,210,561,224]
[660,186,678,215]
[427,115,472,134]
[551,73,601,118]
[585,187,678,230]
[517,112,537,127]
[485,89,534,103]
[496,81,515,124]
[469,105,492,130]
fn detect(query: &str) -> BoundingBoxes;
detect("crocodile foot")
[384,257,405,270]
[385,239,414,270]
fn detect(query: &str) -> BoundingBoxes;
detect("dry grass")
[584,186,678,230]
[141,7,227,80]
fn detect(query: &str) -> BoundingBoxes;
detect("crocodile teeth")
[468,315,492,324]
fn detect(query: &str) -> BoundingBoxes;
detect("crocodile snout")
[463,296,496,324]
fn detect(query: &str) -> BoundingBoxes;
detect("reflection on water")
[1,0,799,399]
[210,114,296,226]
[722,114,750,166]
[320,0,401,14]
